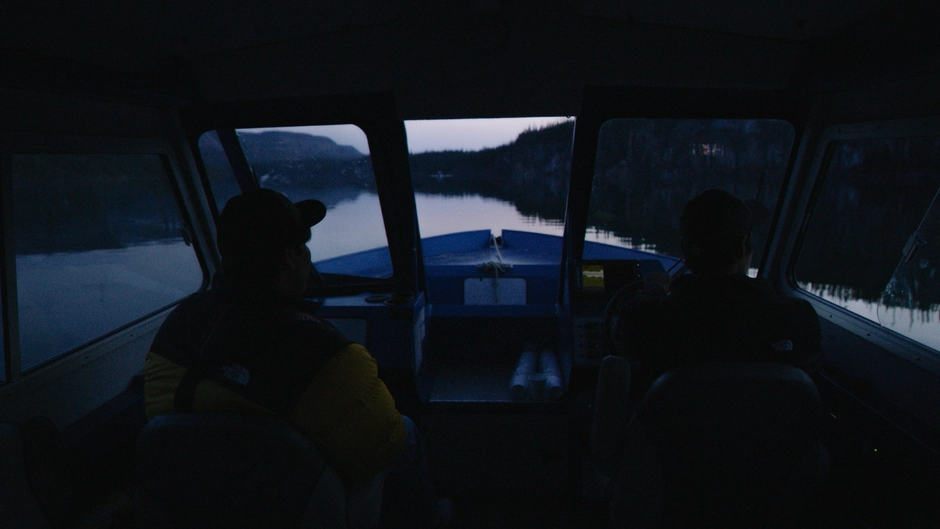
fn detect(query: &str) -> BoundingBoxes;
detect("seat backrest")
[592,355,632,479]
[135,412,345,529]
[611,362,822,528]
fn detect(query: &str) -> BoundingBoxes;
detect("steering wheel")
[601,280,645,357]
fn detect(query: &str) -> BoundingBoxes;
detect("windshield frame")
[183,93,420,298]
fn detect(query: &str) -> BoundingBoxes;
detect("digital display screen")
[580,260,641,293]
[582,264,605,290]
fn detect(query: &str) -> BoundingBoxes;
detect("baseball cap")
[217,188,326,263]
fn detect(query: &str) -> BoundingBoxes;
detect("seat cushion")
[136,412,329,528]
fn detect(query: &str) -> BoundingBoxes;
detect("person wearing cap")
[143,189,441,527]
[614,189,821,395]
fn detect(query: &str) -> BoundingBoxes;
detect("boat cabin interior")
[2,0,940,527]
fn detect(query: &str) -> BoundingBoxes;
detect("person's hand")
[643,271,671,295]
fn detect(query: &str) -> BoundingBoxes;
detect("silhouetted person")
[616,189,821,395]
[143,188,441,527]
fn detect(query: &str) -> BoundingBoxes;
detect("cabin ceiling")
[1,0,937,119]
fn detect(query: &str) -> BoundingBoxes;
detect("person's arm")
[289,343,407,484]
[782,298,823,375]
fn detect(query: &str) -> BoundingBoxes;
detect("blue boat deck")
[317,229,677,403]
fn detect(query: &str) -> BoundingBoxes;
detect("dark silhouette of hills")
[796,137,940,307]
[238,130,364,161]
[200,130,375,201]
[586,119,792,260]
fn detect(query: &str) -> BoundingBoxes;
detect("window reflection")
[797,137,940,353]
[12,154,204,370]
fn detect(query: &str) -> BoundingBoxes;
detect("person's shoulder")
[741,276,816,308]
[287,310,354,351]
[744,279,820,326]
[167,289,221,316]
[659,273,714,306]
[156,290,220,331]
[777,293,819,320]
[749,278,814,308]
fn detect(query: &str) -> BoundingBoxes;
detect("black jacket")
[150,287,350,415]
[616,273,822,389]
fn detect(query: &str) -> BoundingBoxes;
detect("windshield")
[406,117,573,245]
[585,119,796,272]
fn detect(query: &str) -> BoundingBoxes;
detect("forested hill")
[238,131,364,161]
[200,130,375,194]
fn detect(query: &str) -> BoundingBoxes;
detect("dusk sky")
[404,117,571,153]
[245,117,572,155]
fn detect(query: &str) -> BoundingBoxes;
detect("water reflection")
[414,193,655,251]
[416,194,562,239]
[17,241,202,370]
[802,282,940,351]
[308,192,389,262]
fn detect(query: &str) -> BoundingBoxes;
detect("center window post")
[365,117,421,297]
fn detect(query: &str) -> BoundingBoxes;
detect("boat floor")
[424,365,566,403]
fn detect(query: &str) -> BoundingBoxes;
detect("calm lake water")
[16,241,203,371]
[13,192,940,375]
[310,192,628,261]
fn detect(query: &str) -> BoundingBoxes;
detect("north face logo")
[770,339,794,352]
[221,363,250,385]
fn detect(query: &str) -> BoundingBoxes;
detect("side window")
[11,154,204,371]
[795,137,940,352]
[198,125,392,278]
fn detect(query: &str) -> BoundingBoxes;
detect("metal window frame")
[0,131,211,392]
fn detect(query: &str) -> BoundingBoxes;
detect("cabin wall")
[0,88,212,431]
[800,80,940,435]
[0,316,164,428]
